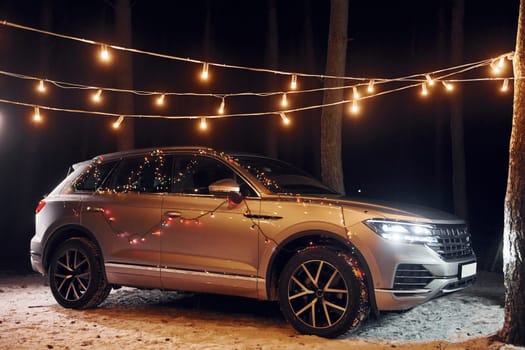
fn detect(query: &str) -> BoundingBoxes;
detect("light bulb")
[442,81,454,92]
[353,86,360,99]
[501,78,509,92]
[156,94,165,106]
[199,117,208,130]
[497,56,506,69]
[32,107,42,122]
[425,74,434,86]
[112,116,124,129]
[37,80,46,93]
[421,82,428,96]
[201,63,209,80]
[99,44,110,62]
[281,93,288,107]
[92,89,103,103]
[290,74,297,90]
[367,80,375,93]
[490,60,501,74]
[350,100,359,114]
[218,98,225,114]
[279,112,290,126]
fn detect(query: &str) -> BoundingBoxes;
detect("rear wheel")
[278,247,369,338]
[49,238,111,309]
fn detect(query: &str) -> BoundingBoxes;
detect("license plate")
[460,262,477,279]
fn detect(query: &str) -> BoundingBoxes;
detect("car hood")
[335,196,464,223]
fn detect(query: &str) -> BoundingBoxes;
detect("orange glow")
[92,89,103,103]
[156,94,165,106]
[442,81,454,92]
[37,80,46,93]
[99,45,111,63]
[218,98,225,114]
[112,116,124,129]
[290,74,297,90]
[281,93,288,107]
[501,78,510,92]
[367,80,375,93]
[32,107,42,122]
[350,100,359,114]
[201,62,209,80]
[279,112,290,126]
[353,86,360,99]
[199,117,208,130]
[421,82,428,96]
[425,74,434,86]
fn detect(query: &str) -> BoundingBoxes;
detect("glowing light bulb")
[218,98,225,114]
[290,74,297,90]
[350,100,359,114]
[92,89,103,103]
[497,56,506,69]
[353,86,360,99]
[279,112,290,126]
[367,80,375,93]
[501,78,510,92]
[201,62,209,80]
[442,81,454,92]
[425,74,434,86]
[37,80,46,93]
[156,94,165,106]
[491,60,501,74]
[199,117,208,130]
[112,116,124,129]
[421,82,428,96]
[281,93,288,107]
[99,44,110,62]
[32,107,42,122]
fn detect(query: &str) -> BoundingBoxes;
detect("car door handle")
[244,213,283,220]
[164,211,182,218]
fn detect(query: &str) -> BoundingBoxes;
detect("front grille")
[393,264,434,290]
[427,225,474,260]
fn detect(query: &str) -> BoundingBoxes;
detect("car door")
[160,154,260,297]
[80,151,169,288]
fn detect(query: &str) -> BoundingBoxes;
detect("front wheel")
[278,247,369,338]
[48,238,111,309]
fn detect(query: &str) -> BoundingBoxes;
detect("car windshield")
[234,155,339,195]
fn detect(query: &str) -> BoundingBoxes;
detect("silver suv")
[30,147,476,338]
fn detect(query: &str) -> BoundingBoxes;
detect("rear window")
[73,160,117,192]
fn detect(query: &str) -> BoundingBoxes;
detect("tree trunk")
[115,0,134,150]
[498,0,525,345]
[320,0,348,194]
[449,0,468,219]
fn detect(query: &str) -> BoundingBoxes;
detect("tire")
[278,247,369,338]
[48,237,111,309]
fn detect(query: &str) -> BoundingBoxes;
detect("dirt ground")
[0,271,523,350]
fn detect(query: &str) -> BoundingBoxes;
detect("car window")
[171,156,235,194]
[103,152,170,193]
[73,160,117,192]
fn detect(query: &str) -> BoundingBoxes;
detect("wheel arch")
[265,230,378,316]
[42,224,103,273]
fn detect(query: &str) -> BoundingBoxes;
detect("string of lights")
[0,19,517,130]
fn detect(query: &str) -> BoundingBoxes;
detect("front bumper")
[374,260,476,310]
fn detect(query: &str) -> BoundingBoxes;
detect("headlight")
[364,219,438,244]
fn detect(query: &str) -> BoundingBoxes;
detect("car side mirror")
[209,178,241,195]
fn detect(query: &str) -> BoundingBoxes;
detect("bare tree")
[497,0,525,345]
[320,0,348,194]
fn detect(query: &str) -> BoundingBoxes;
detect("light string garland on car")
[0,20,517,130]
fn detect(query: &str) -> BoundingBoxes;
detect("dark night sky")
[0,1,519,271]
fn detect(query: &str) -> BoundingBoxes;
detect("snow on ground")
[0,271,523,350]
